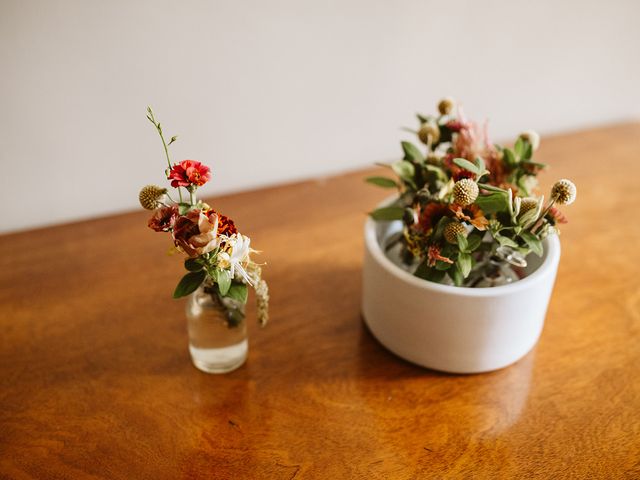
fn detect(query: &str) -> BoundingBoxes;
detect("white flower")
[222,234,253,284]
[216,251,231,269]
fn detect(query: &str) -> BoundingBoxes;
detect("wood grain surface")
[1,124,639,479]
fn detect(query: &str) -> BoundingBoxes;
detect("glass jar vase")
[186,284,248,374]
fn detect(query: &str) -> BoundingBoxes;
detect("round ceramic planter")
[362,216,561,374]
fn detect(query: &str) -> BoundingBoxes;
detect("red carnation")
[168,160,211,188]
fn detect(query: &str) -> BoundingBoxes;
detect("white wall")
[1,0,639,233]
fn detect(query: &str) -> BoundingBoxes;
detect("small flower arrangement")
[139,107,269,325]
[367,98,577,287]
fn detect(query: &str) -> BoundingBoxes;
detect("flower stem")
[147,107,183,203]
[531,199,555,234]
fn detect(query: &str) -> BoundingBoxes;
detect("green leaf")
[424,164,447,182]
[369,206,404,221]
[514,137,525,159]
[520,159,547,169]
[475,192,509,214]
[495,234,519,248]
[477,183,509,193]
[401,141,423,164]
[173,270,206,298]
[453,158,480,174]
[474,157,486,175]
[466,234,482,252]
[184,258,203,272]
[457,252,473,278]
[503,148,517,167]
[522,141,533,161]
[416,113,431,124]
[415,262,446,282]
[449,265,463,286]
[214,269,232,295]
[518,208,539,229]
[365,176,398,189]
[391,160,416,186]
[456,233,468,252]
[226,283,248,304]
[520,231,543,257]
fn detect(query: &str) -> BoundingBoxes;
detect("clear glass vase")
[186,285,247,374]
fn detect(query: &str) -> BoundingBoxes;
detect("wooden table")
[1,124,639,479]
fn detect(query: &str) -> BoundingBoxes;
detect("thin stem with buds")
[146,106,183,203]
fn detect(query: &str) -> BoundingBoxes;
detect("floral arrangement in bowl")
[139,107,269,326]
[366,98,576,287]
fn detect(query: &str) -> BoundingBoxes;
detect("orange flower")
[547,206,568,224]
[213,211,238,236]
[450,204,489,231]
[427,245,454,267]
[418,203,450,234]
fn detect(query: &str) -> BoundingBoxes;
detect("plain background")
[1,0,639,233]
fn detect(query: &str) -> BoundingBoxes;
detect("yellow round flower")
[438,97,455,115]
[452,178,479,206]
[138,185,167,210]
[444,221,467,244]
[418,122,440,145]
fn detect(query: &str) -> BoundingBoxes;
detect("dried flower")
[453,178,479,206]
[148,205,178,232]
[255,279,270,327]
[551,179,577,205]
[427,245,453,267]
[172,209,219,257]
[444,221,467,244]
[438,97,455,115]
[418,203,450,233]
[213,212,238,236]
[366,100,576,287]
[450,204,489,231]
[519,197,539,216]
[519,130,540,151]
[548,206,568,224]
[168,160,211,188]
[139,185,167,210]
[418,122,440,145]
[446,120,465,132]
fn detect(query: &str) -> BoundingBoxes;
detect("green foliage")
[365,176,397,189]
[457,252,473,278]
[503,148,517,168]
[214,268,232,295]
[475,192,509,214]
[173,270,206,298]
[226,282,249,304]
[369,207,405,221]
[401,141,424,164]
[391,160,416,188]
[453,158,480,175]
[364,106,562,288]
[520,231,543,256]
[415,262,446,282]
[184,258,203,272]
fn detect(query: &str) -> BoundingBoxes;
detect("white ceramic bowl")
[362,216,561,374]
